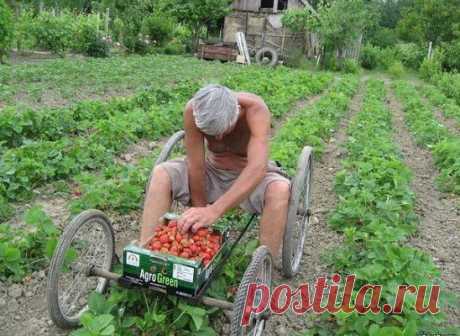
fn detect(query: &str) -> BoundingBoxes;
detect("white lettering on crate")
[173,264,194,283]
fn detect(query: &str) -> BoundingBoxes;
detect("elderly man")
[140,84,290,258]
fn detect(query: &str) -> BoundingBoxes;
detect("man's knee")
[264,180,290,208]
[148,165,171,191]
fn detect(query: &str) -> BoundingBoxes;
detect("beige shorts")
[158,159,290,214]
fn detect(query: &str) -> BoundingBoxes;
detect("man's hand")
[178,206,220,233]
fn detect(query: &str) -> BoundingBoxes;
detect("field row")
[0,68,333,222]
[393,81,460,195]
[421,84,460,125]
[0,66,333,280]
[312,79,445,334]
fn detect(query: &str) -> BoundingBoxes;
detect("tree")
[0,0,13,64]
[283,0,371,66]
[160,0,231,49]
[397,0,460,46]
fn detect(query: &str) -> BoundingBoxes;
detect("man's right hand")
[177,205,220,234]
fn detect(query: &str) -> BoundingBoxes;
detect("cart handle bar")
[85,265,234,310]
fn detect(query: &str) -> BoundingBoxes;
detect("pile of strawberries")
[148,220,221,265]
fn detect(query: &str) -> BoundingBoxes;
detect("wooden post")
[428,41,433,60]
[105,8,110,36]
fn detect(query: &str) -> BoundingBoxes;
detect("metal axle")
[86,266,234,310]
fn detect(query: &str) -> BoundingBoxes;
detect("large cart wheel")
[230,246,272,336]
[282,146,313,278]
[47,210,115,329]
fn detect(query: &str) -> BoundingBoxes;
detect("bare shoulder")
[236,92,270,134]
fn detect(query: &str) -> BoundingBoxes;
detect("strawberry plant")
[393,81,460,194]
[308,79,446,335]
[0,205,59,280]
[272,75,359,173]
[421,84,460,124]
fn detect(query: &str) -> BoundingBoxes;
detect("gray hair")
[192,84,239,136]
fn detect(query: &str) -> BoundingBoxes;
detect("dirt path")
[262,78,366,335]
[385,81,460,327]
[419,96,460,137]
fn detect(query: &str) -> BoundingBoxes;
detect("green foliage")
[163,40,186,55]
[0,0,13,62]
[387,61,405,78]
[419,57,442,80]
[359,44,380,70]
[441,39,460,71]
[272,75,359,173]
[28,11,75,56]
[393,81,459,194]
[394,42,424,69]
[341,59,361,74]
[368,27,398,48]
[74,14,110,57]
[0,206,59,281]
[433,72,460,106]
[310,79,445,334]
[141,14,174,47]
[396,0,460,46]
[283,0,371,69]
[71,237,257,335]
[160,0,231,48]
[420,84,460,124]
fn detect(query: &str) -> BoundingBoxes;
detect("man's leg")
[140,166,172,245]
[259,180,290,258]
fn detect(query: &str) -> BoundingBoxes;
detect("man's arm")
[210,93,270,217]
[184,102,207,207]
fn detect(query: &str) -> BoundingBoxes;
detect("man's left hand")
[178,206,220,233]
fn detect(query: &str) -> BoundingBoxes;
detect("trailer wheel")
[255,47,278,67]
[230,246,272,336]
[47,210,115,329]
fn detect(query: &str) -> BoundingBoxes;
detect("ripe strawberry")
[151,241,161,250]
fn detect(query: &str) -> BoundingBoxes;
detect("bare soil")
[385,81,460,328]
[262,79,366,335]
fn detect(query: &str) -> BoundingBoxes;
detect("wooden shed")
[223,0,312,58]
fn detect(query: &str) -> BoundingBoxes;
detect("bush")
[28,11,75,56]
[74,15,110,57]
[419,57,442,80]
[360,44,380,69]
[388,61,405,78]
[285,48,307,68]
[0,0,13,62]
[442,39,460,71]
[141,14,174,46]
[394,42,424,69]
[342,58,361,74]
[163,40,185,55]
[369,27,398,48]
[377,47,400,70]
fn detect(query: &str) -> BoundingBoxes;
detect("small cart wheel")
[230,246,272,336]
[282,146,313,278]
[47,210,115,329]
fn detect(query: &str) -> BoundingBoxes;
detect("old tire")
[47,210,115,329]
[282,146,313,278]
[255,47,278,67]
[230,246,272,336]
